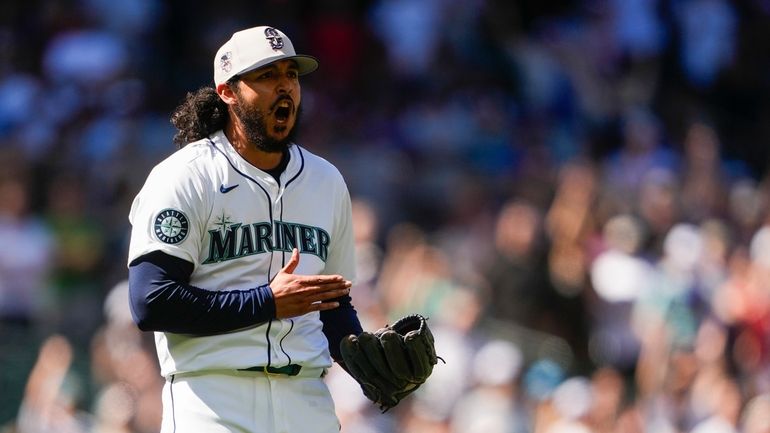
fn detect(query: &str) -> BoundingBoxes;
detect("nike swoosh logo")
[219,184,239,193]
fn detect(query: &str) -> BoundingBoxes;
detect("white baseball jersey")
[128,130,356,378]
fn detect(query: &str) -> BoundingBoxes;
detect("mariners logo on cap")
[264,27,283,50]
[154,209,189,244]
[220,51,232,73]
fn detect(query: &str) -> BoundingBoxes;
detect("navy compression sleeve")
[128,251,275,335]
[320,295,363,362]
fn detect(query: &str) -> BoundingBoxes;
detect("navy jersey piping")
[284,145,305,188]
[280,198,286,269]
[207,138,276,279]
[265,319,273,367]
[169,375,177,432]
[206,138,306,369]
[276,147,303,364]
[209,138,279,366]
[279,319,295,364]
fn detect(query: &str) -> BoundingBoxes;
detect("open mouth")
[273,99,293,124]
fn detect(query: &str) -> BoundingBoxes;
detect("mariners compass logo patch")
[264,27,283,50]
[154,209,189,244]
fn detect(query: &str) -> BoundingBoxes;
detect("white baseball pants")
[160,370,340,433]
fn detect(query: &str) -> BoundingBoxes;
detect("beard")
[231,93,301,153]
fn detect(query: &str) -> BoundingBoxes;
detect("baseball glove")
[340,314,441,411]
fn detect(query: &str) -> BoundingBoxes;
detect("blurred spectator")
[673,0,737,88]
[450,339,528,433]
[545,160,597,297]
[89,280,162,433]
[679,121,730,221]
[376,223,462,321]
[741,393,770,433]
[589,214,650,370]
[411,285,483,423]
[585,367,626,433]
[727,178,765,245]
[348,198,385,327]
[368,0,443,79]
[717,227,770,381]
[44,171,106,343]
[602,107,678,213]
[0,173,54,327]
[687,366,742,433]
[544,376,594,433]
[482,199,551,328]
[42,29,128,88]
[15,335,91,433]
[609,0,666,59]
[636,167,681,255]
[632,223,704,353]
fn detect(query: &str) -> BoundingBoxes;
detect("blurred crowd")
[2,0,770,432]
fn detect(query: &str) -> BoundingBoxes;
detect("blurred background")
[2,0,770,432]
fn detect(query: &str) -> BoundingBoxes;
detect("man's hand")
[270,248,352,318]
[340,314,441,412]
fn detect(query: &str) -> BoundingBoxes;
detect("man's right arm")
[128,249,352,335]
[128,251,276,335]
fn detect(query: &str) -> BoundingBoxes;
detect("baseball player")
[127,26,363,432]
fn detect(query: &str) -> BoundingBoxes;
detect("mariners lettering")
[203,221,330,264]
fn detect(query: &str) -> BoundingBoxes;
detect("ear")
[216,82,237,105]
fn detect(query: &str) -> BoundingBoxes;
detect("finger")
[342,336,387,387]
[404,334,433,381]
[311,301,341,311]
[313,280,352,291]
[295,280,351,294]
[339,336,390,406]
[357,333,402,388]
[280,248,300,275]
[379,331,412,383]
[309,286,351,304]
[296,273,346,284]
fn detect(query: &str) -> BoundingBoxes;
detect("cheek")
[240,84,268,101]
[245,95,270,113]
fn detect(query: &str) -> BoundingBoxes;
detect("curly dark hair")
[170,87,229,147]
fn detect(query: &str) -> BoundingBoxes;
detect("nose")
[276,75,293,95]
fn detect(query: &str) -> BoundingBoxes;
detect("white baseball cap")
[213,26,319,85]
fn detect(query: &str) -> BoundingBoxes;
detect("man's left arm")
[319,181,362,362]
[320,294,363,362]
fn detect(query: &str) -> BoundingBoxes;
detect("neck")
[224,120,283,170]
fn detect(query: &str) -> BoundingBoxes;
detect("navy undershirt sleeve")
[128,251,276,335]
[320,294,363,363]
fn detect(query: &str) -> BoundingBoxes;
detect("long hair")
[170,87,229,147]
